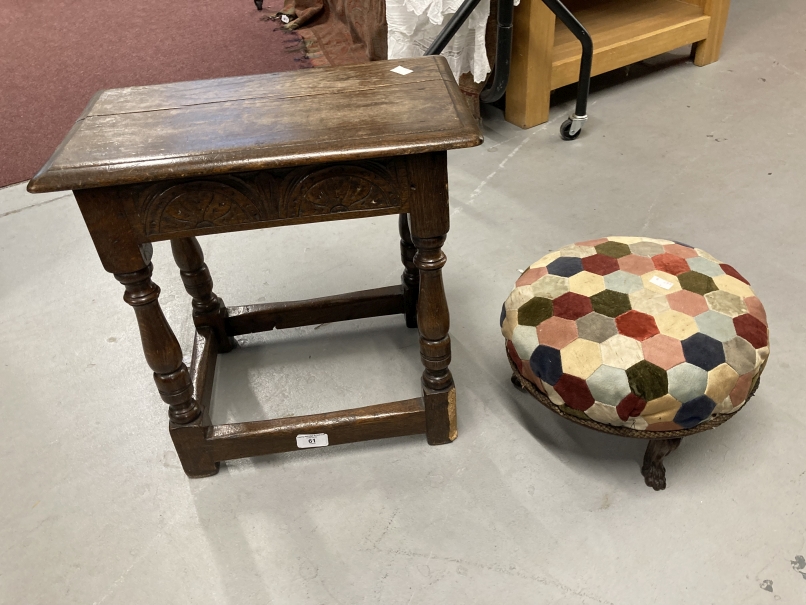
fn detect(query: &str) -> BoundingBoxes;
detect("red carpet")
[0,0,309,187]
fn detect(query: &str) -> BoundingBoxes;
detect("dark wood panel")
[27,56,481,193]
[226,286,405,335]
[206,398,427,460]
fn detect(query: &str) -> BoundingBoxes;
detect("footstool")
[28,56,482,477]
[501,237,769,490]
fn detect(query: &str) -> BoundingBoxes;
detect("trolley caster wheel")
[254,0,263,10]
[560,118,581,141]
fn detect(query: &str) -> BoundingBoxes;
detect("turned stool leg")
[170,237,235,353]
[399,214,419,329]
[114,259,200,425]
[641,438,682,491]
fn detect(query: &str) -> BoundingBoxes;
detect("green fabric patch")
[595,241,631,258]
[590,290,632,318]
[518,297,553,326]
[626,360,668,401]
[678,271,717,295]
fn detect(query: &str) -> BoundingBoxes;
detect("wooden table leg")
[408,153,457,445]
[399,214,419,329]
[171,237,235,353]
[693,0,731,66]
[114,254,200,425]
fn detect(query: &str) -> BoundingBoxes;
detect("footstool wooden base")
[509,354,756,490]
[28,56,481,477]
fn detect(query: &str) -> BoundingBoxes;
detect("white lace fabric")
[386,0,491,83]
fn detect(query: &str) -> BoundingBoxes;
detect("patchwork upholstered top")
[501,237,769,432]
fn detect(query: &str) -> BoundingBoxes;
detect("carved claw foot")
[641,438,682,491]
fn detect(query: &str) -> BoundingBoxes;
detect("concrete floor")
[2,0,805,602]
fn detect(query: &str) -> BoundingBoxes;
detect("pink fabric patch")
[744,296,768,326]
[516,266,548,287]
[663,244,699,259]
[641,334,686,370]
[618,254,655,275]
[577,238,609,247]
[667,290,709,316]
[536,316,578,349]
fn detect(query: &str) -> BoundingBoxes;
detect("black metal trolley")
[426,0,593,140]
[255,0,594,139]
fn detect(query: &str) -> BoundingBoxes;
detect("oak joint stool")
[29,56,482,477]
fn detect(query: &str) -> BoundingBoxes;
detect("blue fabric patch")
[682,333,726,370]
[547,257,584,277]
[500,302,507,327]
[674,395,717,428]
[530,345,563,386]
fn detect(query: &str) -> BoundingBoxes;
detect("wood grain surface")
[28,56,481,193]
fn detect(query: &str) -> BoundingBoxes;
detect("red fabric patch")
[553,292,594,320]
[581,254,619,276]
[615,310,660,341]
[506,341,523,371]
[554,374,595,411]
[720,263,751,285]
[734,314,768,348]
[652,253,690,275]
[617,393,647,421]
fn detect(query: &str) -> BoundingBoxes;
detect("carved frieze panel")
[130,158,410,238]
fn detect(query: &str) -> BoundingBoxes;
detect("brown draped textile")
[279,0,495,118]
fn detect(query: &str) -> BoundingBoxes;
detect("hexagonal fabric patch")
[667,362,708,403]
[682,333,726,370]
[553,292,594,320]
[626,360,668,401]
[652,253,690,276]
[604,270,644,294]
[618,254,655,275]
[529,345,563,385]
[663,243,699,259]
[547,256,584,277]
[560,339,602,379]
[695,310,737,342]
[502,237,768,433]
[667,290,709,316]
[518,297,553,326]
[554,374,595,411]
[587,364,631,405]
[568,271,607,296]
[687,256,725,277]
[630,241,665,257]
[591,290,632,318]
[582,254,620,276]
[576,312,618,343]
[678,271,718,295]
[705,290,747,317]
[641,334,685,370]
[600,334,643,369]
[655,310,699,340]
[536,316,578,349]
[674,395,717,429]
[595,241,631,258]
[616,310,660,341]
[734,314,768,348]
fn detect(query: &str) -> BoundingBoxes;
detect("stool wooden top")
[28,56,482,193]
